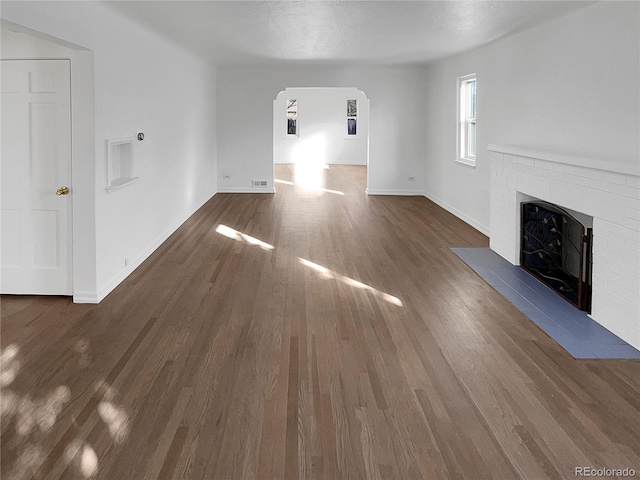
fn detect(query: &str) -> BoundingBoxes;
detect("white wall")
[2,2,218,301]
[422,1,640,235]
[217,66,427,195]
[274,88,368,166]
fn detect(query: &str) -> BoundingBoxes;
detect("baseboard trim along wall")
[73,291,99,304]
[217,188,276,194]
[423,191,490,237]
[366,189,424,196]
[88,189,218,304]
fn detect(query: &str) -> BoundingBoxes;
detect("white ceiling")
[106,1,594,66]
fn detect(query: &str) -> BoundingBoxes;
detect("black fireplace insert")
[520,201,592,311]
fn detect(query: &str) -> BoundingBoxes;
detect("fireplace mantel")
[489,144,640,350]
[488,144,640,177]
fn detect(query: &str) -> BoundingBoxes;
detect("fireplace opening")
[520,201,593,312]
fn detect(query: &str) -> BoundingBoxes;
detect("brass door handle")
[56,186,70,196]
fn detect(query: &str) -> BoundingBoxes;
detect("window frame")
[456,74,477,167]
[286,98,298,137]
[346,99,358,138]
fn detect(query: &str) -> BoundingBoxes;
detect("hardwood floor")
[2,164,639,480]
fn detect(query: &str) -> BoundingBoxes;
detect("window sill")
[455,157,476,168]
[106,176,140,192]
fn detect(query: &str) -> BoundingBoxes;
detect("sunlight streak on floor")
[274,179,294,186]
[1,344,20,387]
[215,224,274,251]
[275,178,345,196]
[298,258,403,306]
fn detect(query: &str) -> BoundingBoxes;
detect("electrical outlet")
[223,175,230,180]
[408,176,416,181]
[125,257,131,267]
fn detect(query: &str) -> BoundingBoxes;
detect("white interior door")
[1,59,72,295]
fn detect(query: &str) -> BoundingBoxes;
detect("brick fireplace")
[488,145,640,350]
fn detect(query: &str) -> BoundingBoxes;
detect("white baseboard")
[93,189,218,303]
[423,191,490,236]
[217,188,276,194]
[73,291,99,304]
[275,161,366,166]
[366,189,424,196]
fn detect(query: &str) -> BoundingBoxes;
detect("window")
[457,74,476,166]
[347,99,357,136]
[286,99,297,136]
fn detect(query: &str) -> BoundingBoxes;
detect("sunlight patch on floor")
[80,445,99,477]
[274,179,294,186]
[275,178,344,196]
[0,343,132,480]
[293,133,326,195]
[298,257,403,306]
[98,400,129,443]
[215,224,274,251]
[288,134,347,196]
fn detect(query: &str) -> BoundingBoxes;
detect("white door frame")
[2,20,98,303]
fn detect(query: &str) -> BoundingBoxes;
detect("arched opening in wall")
[273,87,370,197]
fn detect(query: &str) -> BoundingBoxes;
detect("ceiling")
[105,1,594,67]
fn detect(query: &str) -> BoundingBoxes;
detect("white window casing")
[456,74,477,167]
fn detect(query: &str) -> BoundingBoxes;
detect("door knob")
[56,186,70,196]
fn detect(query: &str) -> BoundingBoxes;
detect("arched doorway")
[273,87,370,195]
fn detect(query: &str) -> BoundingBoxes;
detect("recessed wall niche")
[106,137,139,192]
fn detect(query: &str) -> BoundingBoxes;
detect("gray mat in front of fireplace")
[451,247,640,360]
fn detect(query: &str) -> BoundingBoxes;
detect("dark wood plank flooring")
[2,164,639,479]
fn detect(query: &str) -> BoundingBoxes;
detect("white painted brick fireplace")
[488,145,640,350]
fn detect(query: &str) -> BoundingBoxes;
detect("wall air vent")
[252,180,268,188]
